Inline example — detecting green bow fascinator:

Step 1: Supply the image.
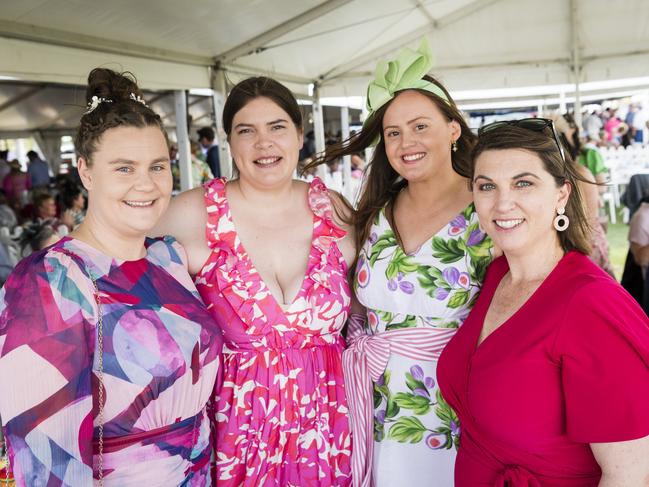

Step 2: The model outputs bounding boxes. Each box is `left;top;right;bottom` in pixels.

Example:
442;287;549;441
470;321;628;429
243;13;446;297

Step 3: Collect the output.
365;39;450;121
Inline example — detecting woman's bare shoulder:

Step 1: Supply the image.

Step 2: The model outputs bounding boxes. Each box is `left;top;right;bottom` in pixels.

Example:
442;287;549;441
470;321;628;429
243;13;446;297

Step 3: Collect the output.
151;186;206;243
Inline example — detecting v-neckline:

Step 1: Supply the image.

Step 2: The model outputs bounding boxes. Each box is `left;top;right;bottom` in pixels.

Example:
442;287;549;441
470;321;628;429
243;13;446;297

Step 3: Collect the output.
222;181;318;312
382;202;475;257
473;253;567;352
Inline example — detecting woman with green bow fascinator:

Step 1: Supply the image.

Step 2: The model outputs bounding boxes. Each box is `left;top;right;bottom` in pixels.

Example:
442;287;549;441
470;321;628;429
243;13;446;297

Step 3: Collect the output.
307;40;495;487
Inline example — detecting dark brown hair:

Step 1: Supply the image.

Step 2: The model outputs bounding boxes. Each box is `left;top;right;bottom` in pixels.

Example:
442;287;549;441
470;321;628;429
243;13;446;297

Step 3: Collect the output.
471;125;592;254
305;75;476;254
74;68;166;164
222;76;302;137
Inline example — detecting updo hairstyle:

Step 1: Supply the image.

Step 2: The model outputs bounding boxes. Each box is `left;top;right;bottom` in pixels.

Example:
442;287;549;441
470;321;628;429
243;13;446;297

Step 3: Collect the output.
74;68;167;164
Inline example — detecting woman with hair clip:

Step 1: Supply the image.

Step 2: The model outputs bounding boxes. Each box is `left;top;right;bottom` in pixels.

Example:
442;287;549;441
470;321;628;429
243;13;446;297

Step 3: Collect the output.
438;119;649;486
307;41;494;486
154;76;355;485
0;68;222;486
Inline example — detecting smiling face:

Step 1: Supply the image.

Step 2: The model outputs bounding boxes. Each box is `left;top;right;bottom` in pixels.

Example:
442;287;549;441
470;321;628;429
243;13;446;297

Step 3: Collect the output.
382;90;460;183
77;125;172;240
472;148;570;257
228;96;303;187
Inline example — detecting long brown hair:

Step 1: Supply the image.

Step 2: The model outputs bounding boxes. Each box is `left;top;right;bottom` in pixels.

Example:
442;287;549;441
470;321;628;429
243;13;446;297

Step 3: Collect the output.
471;125;592;254
305;75;476;253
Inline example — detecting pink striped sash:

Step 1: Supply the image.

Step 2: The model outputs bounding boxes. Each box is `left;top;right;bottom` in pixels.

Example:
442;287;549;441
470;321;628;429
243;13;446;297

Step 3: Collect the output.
343;315;456;487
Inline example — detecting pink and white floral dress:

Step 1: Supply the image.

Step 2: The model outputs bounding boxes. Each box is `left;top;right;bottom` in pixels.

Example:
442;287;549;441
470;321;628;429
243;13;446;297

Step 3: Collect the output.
195;177;352;486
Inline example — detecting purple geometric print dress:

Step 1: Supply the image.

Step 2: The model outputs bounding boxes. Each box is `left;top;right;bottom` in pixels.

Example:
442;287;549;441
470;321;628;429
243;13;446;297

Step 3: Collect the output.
0;236;222;486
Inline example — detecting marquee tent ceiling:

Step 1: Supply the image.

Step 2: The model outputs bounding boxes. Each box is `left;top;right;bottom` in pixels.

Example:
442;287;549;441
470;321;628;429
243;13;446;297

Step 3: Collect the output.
1;0;649;135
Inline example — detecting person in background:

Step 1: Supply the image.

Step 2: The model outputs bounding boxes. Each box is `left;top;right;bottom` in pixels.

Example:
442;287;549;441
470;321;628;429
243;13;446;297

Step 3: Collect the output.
2;160;30;210
604;109;622;144
628;195;649;313
0;191;17;231
31;191;69;237
438;119;649;486
582;110;603;141
307;41;494;487
190;140;211;187
0;150;10;184
18;219;59;255
58;181;87;230
155;75;355;486
197;126;220;178
169;143;181;191
26;150;51;189
0;67;222;486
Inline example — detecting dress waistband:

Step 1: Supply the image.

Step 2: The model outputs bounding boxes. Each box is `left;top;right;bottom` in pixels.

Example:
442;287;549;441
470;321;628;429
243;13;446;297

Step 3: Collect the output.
93;411;203;454
223;335;344;353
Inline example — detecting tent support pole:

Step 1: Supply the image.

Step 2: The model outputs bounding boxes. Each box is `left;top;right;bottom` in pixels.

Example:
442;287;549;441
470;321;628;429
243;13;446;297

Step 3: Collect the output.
312;83;327;180
340;105;352;200
570;0;582;128
174;90;192;191
212;67;232;179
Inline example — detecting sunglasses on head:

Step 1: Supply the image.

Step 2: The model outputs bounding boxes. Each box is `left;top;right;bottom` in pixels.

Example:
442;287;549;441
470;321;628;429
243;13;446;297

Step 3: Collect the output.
477;118;566;163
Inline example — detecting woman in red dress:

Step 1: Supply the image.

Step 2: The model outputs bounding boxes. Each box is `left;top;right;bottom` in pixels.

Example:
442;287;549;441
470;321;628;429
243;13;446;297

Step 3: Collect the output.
437;119;649;486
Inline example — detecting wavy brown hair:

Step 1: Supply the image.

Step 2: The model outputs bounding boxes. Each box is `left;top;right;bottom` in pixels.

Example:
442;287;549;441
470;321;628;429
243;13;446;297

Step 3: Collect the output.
305;75;476;254
471;125;592;254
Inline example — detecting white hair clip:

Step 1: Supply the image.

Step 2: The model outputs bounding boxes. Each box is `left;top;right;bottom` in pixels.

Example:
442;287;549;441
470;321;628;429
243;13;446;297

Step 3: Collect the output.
129;93;149;108
84;95;113;114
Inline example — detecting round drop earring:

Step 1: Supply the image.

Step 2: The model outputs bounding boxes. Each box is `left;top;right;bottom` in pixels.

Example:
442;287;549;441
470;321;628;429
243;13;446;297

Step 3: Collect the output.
553;207;569;231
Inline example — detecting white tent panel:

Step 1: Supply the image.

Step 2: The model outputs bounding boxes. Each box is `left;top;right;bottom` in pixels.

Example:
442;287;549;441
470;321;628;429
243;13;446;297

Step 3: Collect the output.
1;38;211;90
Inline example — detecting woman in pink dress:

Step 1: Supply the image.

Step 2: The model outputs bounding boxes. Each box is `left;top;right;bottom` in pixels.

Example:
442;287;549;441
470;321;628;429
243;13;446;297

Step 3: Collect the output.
437;119;649;486
155;77;355;486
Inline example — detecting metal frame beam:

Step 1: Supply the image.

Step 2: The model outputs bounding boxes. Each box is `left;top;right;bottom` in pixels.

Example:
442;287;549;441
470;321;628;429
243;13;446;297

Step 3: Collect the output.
319;0;502;82
0;85;44;114
0;20;212;66
222;62;313;86
214;0;352;64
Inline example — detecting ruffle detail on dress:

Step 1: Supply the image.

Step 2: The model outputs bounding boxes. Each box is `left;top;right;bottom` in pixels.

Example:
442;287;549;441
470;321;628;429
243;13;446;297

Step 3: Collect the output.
307;177;348;292
202;177;281;337
199;177;350;344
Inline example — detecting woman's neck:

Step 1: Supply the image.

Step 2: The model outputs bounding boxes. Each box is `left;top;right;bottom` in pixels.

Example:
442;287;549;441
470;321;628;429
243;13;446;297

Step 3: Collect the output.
505;240;565;284
231;178;297;211
71;213;146;261
402;172;471;212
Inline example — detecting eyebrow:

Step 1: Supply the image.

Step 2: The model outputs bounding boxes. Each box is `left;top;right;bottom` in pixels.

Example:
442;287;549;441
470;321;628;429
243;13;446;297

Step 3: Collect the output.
233;118;289;130
383;116;431;131
473;171;542;182
108;157;169;165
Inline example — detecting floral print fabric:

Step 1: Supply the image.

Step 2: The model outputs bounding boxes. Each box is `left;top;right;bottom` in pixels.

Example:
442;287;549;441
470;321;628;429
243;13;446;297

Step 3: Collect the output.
196;177;352;486
354;204;493;486
0;236;222;486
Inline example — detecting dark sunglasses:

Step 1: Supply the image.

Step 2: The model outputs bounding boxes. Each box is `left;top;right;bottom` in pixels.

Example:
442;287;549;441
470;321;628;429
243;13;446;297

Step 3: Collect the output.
477;118;566;163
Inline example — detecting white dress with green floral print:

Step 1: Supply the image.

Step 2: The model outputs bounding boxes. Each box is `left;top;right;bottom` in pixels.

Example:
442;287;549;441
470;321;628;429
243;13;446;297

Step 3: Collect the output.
354;203;493;486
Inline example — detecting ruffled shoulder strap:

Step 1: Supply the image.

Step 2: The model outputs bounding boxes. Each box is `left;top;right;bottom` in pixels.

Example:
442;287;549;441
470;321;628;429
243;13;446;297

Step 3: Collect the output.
202;177;234;251
308;177;347;252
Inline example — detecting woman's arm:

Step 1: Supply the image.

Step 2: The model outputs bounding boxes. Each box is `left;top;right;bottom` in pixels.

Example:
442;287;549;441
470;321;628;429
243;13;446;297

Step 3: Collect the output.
630;242;649;267
592;434;649;486
151;187;211;275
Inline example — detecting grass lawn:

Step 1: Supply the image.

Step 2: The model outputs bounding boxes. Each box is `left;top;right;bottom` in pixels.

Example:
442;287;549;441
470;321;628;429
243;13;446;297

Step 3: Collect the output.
606;219;629;281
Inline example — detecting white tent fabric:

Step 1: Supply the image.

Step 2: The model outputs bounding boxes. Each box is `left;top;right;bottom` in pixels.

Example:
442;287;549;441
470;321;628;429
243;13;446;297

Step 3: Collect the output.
1;0;649;185
2;0;649;97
